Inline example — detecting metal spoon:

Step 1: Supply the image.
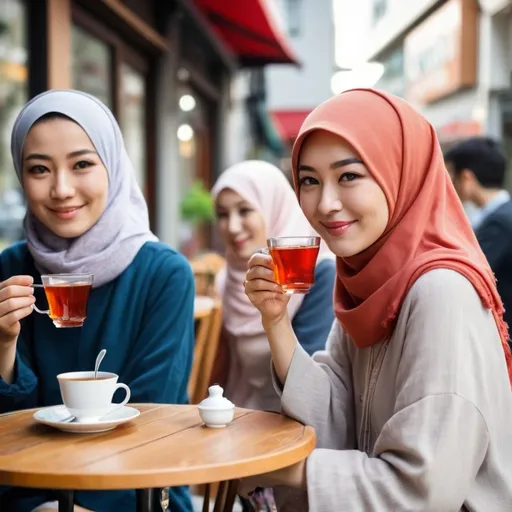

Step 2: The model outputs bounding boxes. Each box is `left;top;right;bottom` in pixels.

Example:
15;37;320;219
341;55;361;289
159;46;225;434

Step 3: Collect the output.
94;349;107;380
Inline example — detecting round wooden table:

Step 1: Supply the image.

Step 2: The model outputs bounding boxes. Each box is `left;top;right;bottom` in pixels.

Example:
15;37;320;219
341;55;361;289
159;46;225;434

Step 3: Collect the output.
0;404;315;512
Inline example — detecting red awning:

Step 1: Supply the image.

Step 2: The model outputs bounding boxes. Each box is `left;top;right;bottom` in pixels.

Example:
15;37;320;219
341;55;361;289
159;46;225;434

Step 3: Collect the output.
193;0;299;66
270;110;311;142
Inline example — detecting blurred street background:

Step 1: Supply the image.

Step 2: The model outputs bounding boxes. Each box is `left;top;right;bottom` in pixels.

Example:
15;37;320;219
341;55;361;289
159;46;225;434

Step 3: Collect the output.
0;0;509;257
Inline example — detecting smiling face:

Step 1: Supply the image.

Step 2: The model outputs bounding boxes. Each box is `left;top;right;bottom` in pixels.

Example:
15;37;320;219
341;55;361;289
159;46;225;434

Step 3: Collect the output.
297;130;389;258
21;116;109;239
215;188;267;262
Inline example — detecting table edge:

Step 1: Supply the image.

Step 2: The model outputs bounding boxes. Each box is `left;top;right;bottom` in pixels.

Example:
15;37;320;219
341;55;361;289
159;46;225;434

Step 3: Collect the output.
0;406;317;490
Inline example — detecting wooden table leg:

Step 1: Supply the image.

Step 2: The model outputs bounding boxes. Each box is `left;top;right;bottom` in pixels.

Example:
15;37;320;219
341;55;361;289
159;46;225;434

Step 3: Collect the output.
202;483;211;512
212;481;227;512
136;488;154;512
58;490;74;512
222;480;239;512
211;480;239;512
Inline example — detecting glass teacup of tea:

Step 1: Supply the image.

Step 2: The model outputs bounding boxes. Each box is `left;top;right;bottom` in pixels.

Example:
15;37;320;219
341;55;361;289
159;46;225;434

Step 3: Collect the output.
266;236;320;294
33;273;94;328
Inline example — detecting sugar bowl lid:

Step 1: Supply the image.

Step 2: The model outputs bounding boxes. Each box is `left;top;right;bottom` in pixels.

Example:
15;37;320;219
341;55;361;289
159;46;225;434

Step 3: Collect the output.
198;385;234;410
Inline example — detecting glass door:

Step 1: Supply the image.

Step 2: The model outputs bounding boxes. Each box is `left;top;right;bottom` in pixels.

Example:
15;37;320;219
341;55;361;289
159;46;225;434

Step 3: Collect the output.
119;63;147;196
70;10;154;223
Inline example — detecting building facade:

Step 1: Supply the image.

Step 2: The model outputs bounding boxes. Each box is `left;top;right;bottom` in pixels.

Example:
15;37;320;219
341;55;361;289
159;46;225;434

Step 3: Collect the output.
0;0;296;252
366;0;479;143
365;0;512;188
264;0;336;167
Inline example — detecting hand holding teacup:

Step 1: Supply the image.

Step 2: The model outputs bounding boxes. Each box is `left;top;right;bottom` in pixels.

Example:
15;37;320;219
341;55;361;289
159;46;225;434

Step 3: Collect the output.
245;251;290;327
245;236;320;327
0;275;35;345
245;236;321;386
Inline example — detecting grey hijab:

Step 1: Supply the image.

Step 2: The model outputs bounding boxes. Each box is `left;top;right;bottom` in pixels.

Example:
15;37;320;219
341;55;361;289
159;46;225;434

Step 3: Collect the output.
11;89;157;288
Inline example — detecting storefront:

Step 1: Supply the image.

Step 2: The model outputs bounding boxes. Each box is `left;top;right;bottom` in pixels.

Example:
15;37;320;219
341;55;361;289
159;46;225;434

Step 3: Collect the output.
402;0;480;147
0;0;28;246
482;1;512;190
0;0;296;251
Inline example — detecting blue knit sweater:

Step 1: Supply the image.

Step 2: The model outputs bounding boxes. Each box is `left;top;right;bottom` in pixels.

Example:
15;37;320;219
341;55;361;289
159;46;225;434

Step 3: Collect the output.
0;241;194;512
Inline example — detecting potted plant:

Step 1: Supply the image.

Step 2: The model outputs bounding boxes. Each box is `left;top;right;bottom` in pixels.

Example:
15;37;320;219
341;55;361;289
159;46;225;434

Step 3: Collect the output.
179;180;215;258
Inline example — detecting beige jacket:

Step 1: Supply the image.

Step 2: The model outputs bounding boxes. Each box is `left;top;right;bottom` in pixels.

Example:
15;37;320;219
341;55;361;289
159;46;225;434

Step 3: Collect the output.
274;269;512;511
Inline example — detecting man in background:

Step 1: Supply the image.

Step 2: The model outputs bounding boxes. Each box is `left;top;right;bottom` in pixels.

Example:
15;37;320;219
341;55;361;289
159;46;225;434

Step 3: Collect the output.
445;136;512;334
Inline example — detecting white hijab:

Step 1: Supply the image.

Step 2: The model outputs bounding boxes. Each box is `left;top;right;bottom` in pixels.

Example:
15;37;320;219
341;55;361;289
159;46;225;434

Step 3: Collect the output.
212;160;333;337
10;89;157;288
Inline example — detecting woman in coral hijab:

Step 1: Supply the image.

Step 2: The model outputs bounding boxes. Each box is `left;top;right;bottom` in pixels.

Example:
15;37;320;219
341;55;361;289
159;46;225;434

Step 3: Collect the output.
241;89;512;510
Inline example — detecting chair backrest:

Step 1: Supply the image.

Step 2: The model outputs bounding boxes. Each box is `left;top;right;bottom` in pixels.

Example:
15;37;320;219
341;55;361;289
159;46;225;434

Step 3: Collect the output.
189;299;223;404
190;252;225;297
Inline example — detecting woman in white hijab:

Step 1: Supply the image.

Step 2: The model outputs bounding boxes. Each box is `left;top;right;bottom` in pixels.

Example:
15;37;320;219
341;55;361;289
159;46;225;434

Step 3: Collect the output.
212;161;336;413
0;90;194;512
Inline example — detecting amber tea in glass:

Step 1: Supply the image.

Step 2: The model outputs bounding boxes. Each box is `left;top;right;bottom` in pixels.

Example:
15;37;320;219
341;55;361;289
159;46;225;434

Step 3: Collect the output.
34;273;94;328
267;236;320;294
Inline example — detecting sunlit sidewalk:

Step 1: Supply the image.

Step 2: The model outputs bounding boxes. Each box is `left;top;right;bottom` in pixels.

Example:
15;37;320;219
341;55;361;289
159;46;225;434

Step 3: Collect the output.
192;494;243;511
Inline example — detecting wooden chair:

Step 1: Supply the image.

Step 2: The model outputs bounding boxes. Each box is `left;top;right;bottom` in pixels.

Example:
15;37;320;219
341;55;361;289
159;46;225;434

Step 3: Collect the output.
189;298;223;405
190;253;226;297
190;302;242;511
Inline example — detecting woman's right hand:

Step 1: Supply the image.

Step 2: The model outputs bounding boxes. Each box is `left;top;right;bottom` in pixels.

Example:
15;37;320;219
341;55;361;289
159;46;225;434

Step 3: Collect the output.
244;252;290;326
0;275;35;345
245;252;298;385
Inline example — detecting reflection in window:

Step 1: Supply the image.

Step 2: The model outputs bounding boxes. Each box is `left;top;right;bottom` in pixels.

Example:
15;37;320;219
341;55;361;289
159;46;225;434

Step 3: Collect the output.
176;84;203;252
119;64;147;194
286;0;301;37
375;45;405;98
372;0;387;24
0;0;27;247
71;25;113;109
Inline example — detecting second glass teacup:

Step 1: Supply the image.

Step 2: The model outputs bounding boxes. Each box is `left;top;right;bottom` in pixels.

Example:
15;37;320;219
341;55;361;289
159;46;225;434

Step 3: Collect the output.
266;236;320;294
34;273;94;328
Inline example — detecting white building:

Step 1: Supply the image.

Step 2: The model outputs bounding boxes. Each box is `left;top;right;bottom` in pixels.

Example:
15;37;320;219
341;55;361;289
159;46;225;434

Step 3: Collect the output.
478;0;512;187
265;0;336;150
361;0;512;188
361;0;479;143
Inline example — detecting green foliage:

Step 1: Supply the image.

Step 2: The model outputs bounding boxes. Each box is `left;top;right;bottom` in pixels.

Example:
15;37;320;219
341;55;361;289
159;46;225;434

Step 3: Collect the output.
179;180;215;225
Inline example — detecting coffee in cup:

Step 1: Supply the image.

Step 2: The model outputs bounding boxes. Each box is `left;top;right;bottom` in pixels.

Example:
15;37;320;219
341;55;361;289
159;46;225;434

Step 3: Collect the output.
57;371;130;423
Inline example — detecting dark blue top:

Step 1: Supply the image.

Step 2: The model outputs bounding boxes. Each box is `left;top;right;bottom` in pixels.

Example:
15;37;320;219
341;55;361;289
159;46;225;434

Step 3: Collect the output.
475;199;512;335
0;241;194;512
292;259;336;354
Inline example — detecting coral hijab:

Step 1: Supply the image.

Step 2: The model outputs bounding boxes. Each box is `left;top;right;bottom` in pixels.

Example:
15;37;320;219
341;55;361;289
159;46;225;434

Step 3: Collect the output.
292;89;512;382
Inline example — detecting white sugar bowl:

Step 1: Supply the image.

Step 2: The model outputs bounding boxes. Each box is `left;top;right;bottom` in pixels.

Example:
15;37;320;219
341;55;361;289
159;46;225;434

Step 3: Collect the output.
198;385;235;428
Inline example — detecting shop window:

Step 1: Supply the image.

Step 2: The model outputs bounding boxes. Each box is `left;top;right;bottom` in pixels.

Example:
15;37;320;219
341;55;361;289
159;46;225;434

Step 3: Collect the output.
71;13;152;211
119;63;147;194
71;24;113;109
372;0;387;24
176;82;214;255
0;0;28;247
286;0;301;37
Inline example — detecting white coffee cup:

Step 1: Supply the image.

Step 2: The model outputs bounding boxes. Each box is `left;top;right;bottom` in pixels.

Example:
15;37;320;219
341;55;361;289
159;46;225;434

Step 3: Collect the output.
57;371;131;424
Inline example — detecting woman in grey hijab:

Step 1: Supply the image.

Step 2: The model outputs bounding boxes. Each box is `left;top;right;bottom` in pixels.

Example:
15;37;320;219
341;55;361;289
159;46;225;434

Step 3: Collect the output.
0;90;194;512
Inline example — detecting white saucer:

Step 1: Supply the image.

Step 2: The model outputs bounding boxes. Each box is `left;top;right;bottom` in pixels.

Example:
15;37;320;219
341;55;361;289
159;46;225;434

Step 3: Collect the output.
33;405;140;433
